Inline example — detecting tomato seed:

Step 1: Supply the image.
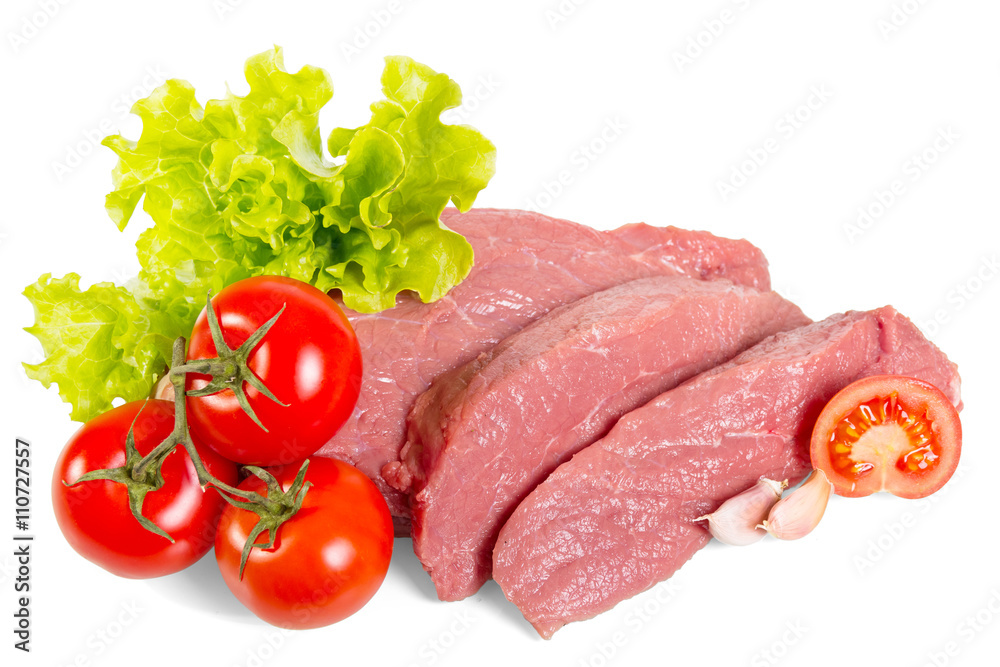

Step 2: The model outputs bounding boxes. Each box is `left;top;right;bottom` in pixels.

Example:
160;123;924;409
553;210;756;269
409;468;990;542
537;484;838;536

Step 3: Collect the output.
828;395;942;480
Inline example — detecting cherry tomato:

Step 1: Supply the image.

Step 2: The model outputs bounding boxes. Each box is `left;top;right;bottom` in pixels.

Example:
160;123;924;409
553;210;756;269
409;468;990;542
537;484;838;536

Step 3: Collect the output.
186;276;362;466
215;458;393;629
52;400;238;579
810;375;962;499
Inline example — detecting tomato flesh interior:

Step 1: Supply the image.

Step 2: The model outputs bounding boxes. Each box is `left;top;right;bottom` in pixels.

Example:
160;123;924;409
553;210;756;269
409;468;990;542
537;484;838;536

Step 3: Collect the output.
827;393;942;482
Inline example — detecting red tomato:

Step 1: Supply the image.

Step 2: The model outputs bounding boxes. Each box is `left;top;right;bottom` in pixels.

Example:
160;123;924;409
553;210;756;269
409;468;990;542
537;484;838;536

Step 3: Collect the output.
52;400;238;579
810;375;962;499
186;276;362;466
215;458;393;629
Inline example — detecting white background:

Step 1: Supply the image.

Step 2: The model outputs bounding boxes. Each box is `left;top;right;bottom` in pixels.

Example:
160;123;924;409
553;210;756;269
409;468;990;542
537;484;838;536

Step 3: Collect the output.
2;1;999;666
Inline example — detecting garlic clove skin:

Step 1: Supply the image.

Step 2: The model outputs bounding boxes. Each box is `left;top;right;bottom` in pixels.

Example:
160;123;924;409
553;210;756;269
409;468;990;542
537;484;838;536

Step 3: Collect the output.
760;469;833;540
696;477;787;546
152;372;174;402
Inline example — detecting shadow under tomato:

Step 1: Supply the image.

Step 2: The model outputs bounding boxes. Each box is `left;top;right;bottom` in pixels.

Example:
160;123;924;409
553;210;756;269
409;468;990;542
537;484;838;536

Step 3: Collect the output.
145;548;257;622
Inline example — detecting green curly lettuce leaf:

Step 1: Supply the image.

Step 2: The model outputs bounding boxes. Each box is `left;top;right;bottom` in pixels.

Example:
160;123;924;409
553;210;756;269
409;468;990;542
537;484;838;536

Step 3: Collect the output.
23;274;182;420
24;48;496;421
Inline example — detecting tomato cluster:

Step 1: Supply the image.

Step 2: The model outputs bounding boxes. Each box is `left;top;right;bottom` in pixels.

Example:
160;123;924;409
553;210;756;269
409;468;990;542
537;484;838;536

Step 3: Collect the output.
52;277;392;629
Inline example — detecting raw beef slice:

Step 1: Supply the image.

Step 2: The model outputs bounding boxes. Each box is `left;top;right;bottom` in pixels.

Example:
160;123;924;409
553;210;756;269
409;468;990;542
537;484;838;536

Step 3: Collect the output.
493;306;961;638
317;208;771;520
387;276;809;600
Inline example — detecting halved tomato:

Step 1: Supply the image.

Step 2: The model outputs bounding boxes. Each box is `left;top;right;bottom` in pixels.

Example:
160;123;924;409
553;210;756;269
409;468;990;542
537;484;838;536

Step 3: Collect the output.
810;375;962;499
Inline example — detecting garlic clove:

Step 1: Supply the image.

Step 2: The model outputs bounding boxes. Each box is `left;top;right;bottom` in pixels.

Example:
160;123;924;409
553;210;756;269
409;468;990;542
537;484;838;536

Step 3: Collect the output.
696;477;787;546
759;469;833;540
152;372;174;402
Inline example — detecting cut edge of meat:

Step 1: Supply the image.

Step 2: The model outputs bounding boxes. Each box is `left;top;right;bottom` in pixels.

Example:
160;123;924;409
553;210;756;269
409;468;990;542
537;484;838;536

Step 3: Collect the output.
396;277;809;601
319;208;774;521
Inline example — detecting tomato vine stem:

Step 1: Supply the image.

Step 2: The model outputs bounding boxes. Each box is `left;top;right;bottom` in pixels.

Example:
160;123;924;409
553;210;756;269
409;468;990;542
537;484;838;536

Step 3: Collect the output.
171;292;288;432
76;295;311;564
130;337;285;513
